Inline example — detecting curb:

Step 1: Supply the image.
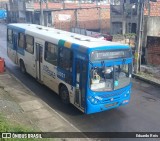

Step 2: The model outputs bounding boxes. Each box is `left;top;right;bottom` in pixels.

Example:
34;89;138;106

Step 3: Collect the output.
132;74;160;87
5;68;80;131
3;67;91;140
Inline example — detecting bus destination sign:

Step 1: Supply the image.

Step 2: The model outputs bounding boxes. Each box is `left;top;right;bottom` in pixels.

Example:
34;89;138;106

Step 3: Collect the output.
90;50;131;61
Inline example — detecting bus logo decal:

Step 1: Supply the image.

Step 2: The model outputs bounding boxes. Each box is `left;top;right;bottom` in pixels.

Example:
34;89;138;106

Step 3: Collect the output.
43;65;56;79
57;71;65;79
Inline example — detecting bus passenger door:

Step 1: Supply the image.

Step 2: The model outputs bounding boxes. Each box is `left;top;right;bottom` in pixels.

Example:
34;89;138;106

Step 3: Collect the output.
75;59;87;110
10;32;18;64
35;43;43;82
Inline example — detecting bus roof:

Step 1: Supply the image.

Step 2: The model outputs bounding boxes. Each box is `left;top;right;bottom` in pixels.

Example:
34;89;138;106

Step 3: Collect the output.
8;23;130;52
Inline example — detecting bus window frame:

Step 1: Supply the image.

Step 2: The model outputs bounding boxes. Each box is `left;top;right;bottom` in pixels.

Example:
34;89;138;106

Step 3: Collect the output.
25;34;34;54
44;41;58;66
58;47;73;73
89;62;132;92
18;32;25;49
7;28;13;44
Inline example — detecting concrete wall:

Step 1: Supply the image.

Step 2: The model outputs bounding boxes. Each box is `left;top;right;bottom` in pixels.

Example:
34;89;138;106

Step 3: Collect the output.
147;17;160;36
110;3;138;35
8;1;110;33
77;8;99;30
52;7;110;32
143;16;160;47
52;10;76;31
143;17;160;66
100;8;110;33
146;36;160;66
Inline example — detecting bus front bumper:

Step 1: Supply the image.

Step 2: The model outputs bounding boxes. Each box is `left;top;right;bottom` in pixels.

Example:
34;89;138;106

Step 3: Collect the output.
86;95;130;114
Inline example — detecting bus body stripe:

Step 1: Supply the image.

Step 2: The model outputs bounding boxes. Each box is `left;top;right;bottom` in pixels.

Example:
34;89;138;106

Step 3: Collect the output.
58;39;65;47
64;41;72;48
17;47;25;55
71;43;79;50
87;45;130;54
71;43;87;53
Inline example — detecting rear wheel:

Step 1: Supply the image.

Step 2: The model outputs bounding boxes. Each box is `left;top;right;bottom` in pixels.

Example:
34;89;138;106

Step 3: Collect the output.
60;85;70;104
20;60;26;74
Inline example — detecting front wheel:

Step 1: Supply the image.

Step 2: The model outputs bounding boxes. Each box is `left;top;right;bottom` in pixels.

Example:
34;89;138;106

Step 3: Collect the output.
60;85;70;104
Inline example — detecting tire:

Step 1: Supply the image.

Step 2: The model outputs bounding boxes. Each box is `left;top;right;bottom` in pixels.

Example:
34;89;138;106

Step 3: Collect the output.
60;85;70;104
20;60;26;74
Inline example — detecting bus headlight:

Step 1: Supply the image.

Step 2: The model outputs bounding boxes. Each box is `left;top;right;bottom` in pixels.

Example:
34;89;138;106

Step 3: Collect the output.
88;96;99;105
122;100;129;104
124;91;130;97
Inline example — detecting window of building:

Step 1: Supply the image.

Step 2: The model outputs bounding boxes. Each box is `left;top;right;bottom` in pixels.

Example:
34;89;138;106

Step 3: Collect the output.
18;33;25;48
59;47;73;72
45;42;58;66
7;29;13;44
25;35;34;54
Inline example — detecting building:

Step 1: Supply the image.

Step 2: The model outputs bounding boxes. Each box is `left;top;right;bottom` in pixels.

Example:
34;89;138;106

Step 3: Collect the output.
143;1;160;65
8;0;26;22
8;0;110;33
110;0;138;35
110;0;160;66
0;0;8;9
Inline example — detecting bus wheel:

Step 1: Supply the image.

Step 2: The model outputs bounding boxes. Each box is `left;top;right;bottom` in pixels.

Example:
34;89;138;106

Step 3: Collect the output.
20;60;26;74
60;85;70;104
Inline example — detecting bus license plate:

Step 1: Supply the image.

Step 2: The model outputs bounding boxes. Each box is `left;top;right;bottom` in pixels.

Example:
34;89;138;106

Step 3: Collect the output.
105;102;118;108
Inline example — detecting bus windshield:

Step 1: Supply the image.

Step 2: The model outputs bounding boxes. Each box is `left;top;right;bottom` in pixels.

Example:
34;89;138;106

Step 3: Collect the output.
90;63;132;92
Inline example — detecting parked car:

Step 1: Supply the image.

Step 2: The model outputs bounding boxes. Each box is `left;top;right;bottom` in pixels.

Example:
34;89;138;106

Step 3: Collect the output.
90;33;113;41
102;34;113;41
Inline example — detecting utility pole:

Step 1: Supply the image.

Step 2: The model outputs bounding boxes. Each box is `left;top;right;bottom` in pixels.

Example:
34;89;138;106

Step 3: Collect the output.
62;0;65;9
78;0;81;8
122;1;126;35
45;0;48;26
40;0;44;25
134;0;144;73
134;0;157;73
46;0;48;9
96;0;98;6
6;3;8;23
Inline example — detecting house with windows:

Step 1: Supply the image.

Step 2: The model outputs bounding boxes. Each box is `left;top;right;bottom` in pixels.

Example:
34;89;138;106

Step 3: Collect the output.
110;0;138;35
0;0;8;9
8;0;27;22
110;0;160;65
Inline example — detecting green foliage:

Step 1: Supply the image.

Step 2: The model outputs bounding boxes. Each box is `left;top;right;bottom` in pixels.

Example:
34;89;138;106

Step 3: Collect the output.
124;33;136;39
113;33;136;39
0;115;33;132
0;114;50;141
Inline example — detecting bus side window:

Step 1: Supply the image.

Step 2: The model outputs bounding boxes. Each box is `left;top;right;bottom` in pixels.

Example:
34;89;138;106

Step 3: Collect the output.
7;29;13;44
45;42;58;66
59;47;73;72
82;63;87;83
18;33;25;48
25;35;34;54
76;61;80;83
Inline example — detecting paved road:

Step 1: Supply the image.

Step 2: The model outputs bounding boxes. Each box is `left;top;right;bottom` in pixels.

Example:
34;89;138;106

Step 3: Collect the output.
0;23;160;141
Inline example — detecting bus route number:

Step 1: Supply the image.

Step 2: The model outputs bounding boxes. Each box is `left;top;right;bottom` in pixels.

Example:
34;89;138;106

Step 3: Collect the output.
57;71;65;79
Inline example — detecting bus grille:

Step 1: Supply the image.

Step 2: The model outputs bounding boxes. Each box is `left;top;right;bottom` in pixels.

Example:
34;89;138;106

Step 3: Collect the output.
100;89;125;99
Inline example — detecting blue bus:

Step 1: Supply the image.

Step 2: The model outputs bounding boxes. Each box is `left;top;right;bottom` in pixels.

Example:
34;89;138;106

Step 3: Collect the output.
7;23;133;114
